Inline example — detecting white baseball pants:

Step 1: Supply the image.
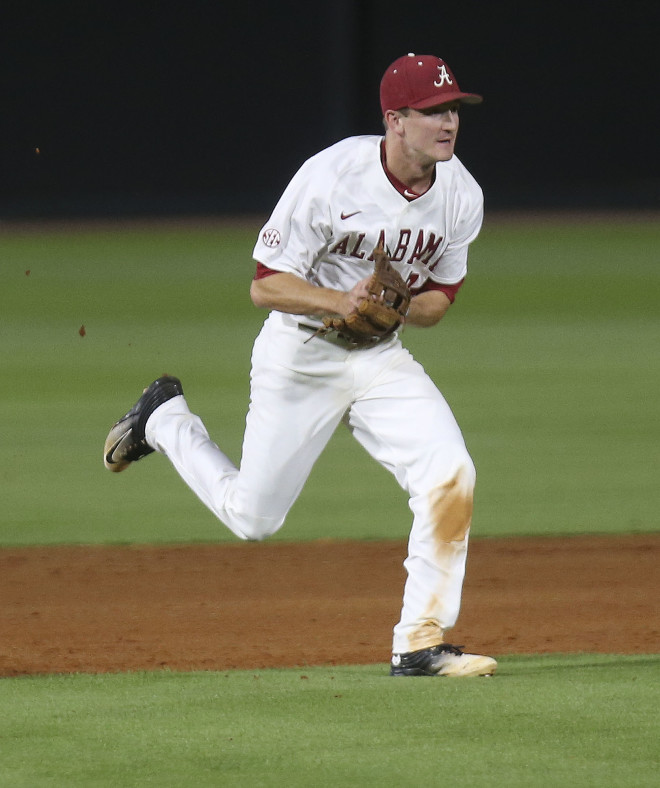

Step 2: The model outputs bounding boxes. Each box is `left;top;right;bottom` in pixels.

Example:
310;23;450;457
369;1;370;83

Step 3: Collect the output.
146;311;476;654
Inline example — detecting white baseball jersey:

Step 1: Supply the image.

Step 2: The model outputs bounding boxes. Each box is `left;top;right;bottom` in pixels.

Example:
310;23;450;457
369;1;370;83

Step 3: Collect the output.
253;134;483;325
145;133;484;656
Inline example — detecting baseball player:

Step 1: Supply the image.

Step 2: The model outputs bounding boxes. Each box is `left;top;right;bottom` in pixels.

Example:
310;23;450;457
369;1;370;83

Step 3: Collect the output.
104;53;497;677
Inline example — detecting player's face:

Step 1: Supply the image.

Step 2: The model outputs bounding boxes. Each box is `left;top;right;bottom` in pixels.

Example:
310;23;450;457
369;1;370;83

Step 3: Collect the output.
399;101;460;164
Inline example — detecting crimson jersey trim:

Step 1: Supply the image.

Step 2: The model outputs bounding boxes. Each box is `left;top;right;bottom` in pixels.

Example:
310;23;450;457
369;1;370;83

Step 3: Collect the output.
379;139;436;201
254;261;281;280
412;277;464;303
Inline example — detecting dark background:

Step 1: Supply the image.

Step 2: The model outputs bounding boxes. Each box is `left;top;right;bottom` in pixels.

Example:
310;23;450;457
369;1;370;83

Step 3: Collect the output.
2;0;658;219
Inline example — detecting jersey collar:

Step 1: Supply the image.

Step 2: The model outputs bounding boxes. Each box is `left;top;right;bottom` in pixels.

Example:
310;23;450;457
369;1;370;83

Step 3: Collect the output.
380;139;435;201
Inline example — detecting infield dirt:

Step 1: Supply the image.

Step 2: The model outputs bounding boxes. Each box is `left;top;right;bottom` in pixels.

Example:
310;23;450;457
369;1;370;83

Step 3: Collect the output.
1;534;657;676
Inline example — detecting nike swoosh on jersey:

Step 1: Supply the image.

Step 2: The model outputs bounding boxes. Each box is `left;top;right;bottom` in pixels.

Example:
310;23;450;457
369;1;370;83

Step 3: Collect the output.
340;210;362;219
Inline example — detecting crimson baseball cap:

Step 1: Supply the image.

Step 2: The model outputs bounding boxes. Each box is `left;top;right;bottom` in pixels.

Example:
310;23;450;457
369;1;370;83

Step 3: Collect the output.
380;53;482;113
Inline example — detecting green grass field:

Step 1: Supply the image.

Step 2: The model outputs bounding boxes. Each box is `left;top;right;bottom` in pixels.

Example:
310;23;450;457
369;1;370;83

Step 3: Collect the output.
1;214;658;786
1;657;658;787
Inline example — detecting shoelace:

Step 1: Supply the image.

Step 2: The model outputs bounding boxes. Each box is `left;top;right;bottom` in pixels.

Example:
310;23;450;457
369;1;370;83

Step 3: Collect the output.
436;643;465;656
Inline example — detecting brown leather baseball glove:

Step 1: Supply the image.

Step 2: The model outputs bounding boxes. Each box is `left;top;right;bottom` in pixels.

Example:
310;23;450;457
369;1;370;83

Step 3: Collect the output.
320;243;411;347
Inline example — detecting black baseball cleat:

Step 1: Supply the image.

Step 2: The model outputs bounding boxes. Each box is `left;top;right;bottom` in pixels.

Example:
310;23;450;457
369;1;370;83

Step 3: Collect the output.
103;376;184;472
390;643;497;677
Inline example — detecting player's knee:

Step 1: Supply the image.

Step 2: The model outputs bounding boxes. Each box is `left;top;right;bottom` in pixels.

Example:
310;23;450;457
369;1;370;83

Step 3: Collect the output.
234;516;283;542
429;456;475;543
429;451;475;494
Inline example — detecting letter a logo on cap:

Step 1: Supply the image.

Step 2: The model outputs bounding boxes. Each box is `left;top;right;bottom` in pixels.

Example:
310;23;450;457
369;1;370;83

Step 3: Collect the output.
434;64;453;88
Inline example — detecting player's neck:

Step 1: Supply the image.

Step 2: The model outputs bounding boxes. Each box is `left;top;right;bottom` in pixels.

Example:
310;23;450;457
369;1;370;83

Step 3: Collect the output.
383;136;436;196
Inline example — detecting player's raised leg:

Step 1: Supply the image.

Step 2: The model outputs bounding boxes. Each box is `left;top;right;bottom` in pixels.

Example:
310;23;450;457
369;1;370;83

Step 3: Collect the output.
104;317;356;542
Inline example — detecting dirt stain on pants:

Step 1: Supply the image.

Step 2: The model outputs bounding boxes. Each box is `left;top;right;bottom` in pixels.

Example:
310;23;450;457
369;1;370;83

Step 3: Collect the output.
404;465;475;652
430;465;474;547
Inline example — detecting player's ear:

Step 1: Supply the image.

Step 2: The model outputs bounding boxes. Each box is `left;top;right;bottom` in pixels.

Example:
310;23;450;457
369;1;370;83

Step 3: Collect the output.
384;109;406;135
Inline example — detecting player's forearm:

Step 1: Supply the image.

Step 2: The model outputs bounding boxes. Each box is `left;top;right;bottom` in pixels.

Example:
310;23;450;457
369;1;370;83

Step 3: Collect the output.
405;290;451;327
250;272;349;318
